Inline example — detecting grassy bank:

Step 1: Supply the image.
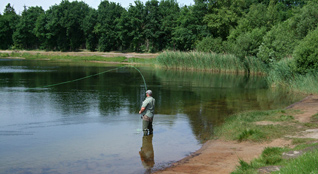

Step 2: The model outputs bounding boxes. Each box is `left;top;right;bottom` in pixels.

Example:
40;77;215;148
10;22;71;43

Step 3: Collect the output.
0;52;128;62
213;108;318;174
233;145;318;174
214;109;305;142
0;51;158;64
156;51;267;74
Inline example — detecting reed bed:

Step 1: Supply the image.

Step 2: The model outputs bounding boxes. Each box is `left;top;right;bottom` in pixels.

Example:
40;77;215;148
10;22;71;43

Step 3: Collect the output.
156;51;267;74
267;58;318;94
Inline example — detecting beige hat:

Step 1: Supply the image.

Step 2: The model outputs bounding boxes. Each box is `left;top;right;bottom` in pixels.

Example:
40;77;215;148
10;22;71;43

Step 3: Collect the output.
146;90;152;95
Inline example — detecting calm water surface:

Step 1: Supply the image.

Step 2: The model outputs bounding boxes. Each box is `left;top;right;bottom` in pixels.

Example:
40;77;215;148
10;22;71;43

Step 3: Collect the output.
0;59;303;174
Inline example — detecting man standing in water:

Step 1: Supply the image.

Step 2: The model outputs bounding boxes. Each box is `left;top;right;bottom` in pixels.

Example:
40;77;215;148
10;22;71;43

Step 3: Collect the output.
139;90;155;136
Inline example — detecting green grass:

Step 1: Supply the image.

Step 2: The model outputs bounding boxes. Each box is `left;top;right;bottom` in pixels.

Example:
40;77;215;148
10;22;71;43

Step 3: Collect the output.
237;129;265;142
267;58;318;94
272;149;318;174
128;58;155;64
232;144;318;174
0;52;127;62
156;51;268;74
232;147;288;174
291;138;317;145
214;110;301;142
312;113;318;122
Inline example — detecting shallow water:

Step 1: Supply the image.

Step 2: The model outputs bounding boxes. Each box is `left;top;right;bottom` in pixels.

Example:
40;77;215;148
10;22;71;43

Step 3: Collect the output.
0;59;303;174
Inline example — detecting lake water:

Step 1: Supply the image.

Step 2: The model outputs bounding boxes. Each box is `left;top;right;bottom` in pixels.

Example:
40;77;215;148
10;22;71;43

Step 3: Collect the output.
0;59;303;174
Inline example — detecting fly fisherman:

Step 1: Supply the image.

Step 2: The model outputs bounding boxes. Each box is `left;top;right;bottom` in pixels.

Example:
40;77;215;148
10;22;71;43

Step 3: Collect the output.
139;90;155;136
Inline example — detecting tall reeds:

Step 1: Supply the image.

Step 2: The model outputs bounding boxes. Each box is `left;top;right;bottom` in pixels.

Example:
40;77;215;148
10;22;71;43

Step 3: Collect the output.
267;58;318;94
156;51;268;74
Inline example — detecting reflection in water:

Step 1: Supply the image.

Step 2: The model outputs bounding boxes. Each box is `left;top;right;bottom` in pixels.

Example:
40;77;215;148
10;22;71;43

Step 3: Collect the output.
139;135;155;174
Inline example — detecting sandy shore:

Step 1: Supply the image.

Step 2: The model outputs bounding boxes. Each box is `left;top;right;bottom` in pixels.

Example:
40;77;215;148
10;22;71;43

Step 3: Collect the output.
155;95;318;174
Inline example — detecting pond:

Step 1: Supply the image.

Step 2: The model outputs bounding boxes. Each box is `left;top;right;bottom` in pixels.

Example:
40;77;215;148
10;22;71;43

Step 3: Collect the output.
0;59;303;174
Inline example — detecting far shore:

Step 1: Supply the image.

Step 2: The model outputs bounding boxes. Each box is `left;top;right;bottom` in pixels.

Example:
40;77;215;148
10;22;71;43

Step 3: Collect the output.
0;50;159;59
154;95;318;174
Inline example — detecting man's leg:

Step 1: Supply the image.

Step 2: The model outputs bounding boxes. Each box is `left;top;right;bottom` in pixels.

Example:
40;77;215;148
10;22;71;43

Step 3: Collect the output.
148;121;153;135
143;120;149;136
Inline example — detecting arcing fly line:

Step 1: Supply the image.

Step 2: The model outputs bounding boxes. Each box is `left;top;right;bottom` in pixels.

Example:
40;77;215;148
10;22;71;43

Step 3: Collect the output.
25;65;148;91
127;65;148;91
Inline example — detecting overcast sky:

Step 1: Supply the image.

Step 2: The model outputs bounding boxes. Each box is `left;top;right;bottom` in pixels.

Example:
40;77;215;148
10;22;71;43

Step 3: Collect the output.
0;0;194;14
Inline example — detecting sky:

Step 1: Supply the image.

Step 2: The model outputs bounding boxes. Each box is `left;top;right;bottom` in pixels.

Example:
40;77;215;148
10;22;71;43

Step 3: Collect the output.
0;0;194;14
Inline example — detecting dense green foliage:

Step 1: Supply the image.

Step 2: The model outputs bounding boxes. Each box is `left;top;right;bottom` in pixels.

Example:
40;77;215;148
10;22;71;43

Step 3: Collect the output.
0;0;317;76
0;4;20;49
293;28;318;73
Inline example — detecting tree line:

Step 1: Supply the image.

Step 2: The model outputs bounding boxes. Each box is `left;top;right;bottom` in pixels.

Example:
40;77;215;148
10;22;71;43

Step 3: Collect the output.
0;0;318;72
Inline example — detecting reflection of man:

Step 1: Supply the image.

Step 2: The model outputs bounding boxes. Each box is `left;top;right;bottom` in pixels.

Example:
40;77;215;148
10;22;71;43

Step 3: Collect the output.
139;134;155;172
139;90;155;136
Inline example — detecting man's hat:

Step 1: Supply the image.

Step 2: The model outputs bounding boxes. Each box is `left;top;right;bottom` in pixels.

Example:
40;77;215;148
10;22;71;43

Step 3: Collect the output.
146;90;152;95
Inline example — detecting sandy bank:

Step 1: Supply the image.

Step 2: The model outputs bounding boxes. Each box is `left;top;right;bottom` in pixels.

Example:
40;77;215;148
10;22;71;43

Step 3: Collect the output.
155;95;318;174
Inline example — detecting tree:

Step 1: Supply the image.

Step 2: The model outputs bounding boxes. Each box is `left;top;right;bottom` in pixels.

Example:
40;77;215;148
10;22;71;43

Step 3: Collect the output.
257;0;318;63
172;0;209;51
123;1;147;52
0;3;20;49
13;6;44;49
95;0;125;52
204;0;244;40
257;21;298;63
293;27;318;73
116;9;133;51
83;8;98;51
34;0;90;51
158;0;180;50
144;0;162;52
228;3;268;40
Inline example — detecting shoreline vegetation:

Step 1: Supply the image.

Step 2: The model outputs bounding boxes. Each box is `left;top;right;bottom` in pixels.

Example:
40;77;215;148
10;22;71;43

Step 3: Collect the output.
156;51;267;75
1;50;318;173
156;51;318;95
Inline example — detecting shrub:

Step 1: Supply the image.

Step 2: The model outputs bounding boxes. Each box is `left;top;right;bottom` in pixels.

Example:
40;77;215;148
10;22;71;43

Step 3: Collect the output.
195;37;224;53
293;28;318;73
234;27;267;59
257;21;297;63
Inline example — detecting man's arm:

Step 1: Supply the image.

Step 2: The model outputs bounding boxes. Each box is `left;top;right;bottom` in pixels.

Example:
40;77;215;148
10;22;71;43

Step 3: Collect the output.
139;107;145;114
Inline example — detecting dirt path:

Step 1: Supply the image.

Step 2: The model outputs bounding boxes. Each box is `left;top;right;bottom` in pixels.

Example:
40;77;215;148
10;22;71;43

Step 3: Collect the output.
155;95;318;174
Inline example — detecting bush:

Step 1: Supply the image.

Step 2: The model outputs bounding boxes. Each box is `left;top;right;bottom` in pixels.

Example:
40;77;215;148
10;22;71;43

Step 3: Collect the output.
293;28;318;73
234;27;267;59
257;1;318;64
289;0;318;40
195;37;224;53
257;21;297;63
